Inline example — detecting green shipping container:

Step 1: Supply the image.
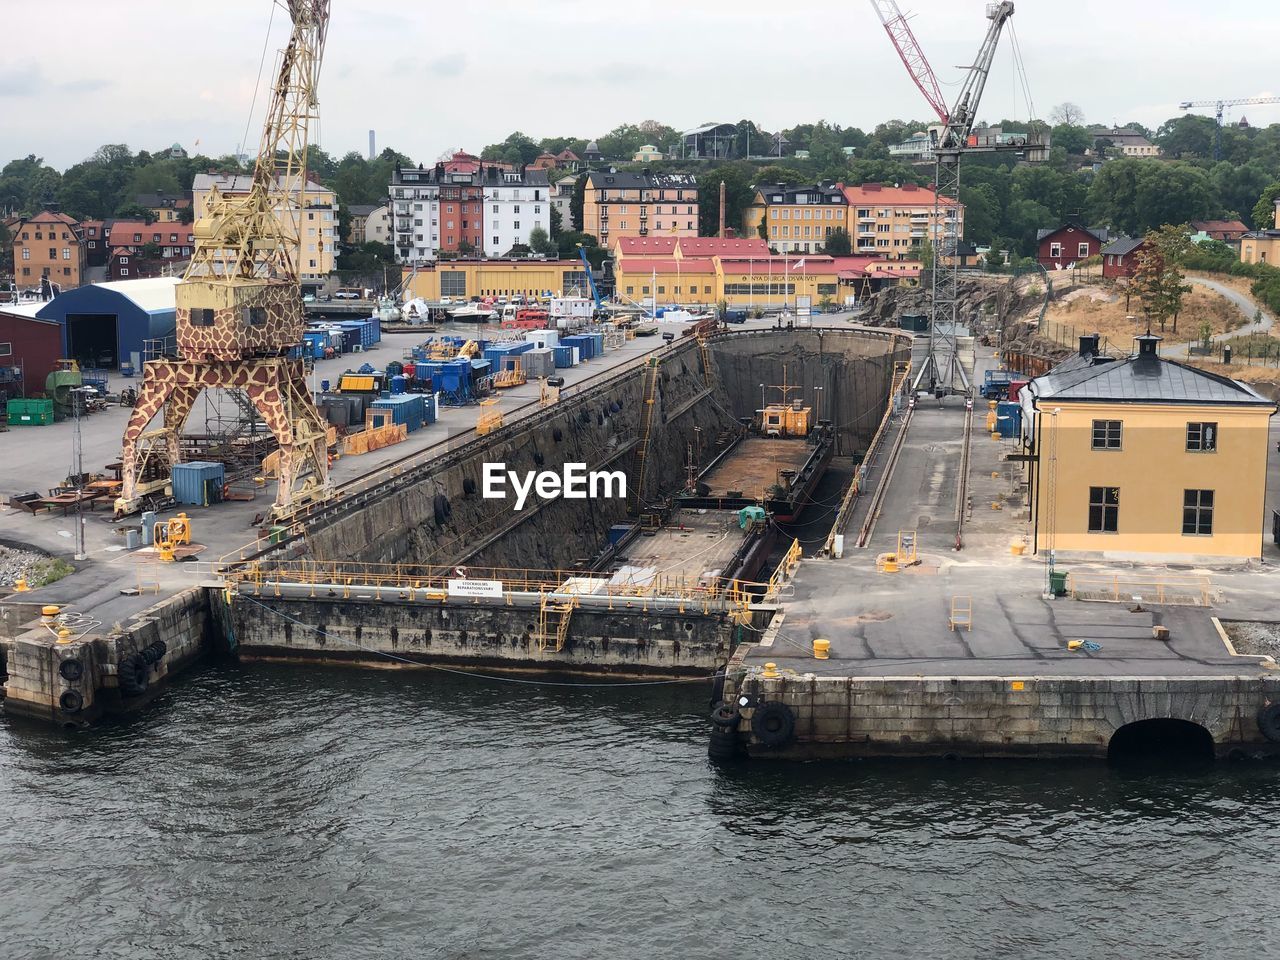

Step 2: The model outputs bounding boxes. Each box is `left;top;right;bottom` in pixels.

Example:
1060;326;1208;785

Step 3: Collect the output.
6;398;54;426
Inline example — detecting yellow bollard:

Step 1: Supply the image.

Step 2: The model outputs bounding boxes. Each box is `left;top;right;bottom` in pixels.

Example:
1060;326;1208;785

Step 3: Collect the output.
56;628;73;644
14;579;29;592
813;639;830;660
761;662;780;679
1010;542;1026;556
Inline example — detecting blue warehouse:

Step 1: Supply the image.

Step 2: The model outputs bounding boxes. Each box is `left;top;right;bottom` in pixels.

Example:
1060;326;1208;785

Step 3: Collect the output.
36;277;179;373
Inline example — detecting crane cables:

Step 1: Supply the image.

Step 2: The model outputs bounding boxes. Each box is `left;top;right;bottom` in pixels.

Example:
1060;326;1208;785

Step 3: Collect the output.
238;1;280;166
1007;22;1038;125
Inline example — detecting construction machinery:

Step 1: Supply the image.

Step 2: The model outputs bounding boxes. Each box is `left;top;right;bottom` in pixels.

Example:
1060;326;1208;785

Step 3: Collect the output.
116;1;332;520
1179;96;1280;161
871;0;1047;396
577;244;604;312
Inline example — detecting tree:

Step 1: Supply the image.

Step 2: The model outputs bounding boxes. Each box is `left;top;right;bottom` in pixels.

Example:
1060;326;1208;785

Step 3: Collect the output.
1051;124;1092;156
549;205;563;239
115;202;154;221
696;163;757;238
481;131;541;168
570;174;586;232
457;239;476;256
1154;115;1217;159
1252;182;1280;230
528;225;556;256
1133;223;1193;332
757;213;768;241
556;230;598;261
823;226;852;255
1049;103;1086;127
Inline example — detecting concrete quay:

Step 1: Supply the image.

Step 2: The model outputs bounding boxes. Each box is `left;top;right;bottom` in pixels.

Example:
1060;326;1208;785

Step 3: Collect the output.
712;365;1280;762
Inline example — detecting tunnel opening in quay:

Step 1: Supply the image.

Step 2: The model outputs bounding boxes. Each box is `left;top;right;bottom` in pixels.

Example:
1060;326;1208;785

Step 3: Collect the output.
1107;719;1216;765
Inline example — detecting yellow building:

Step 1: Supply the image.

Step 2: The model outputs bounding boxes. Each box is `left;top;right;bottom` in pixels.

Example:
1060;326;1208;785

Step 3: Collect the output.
613;253;840;310
842;182;963;260
402;259;591;300
1023;334;1275;560
191;173;337;283
582;171;698;248
1240;227;1280;266
743;182;848;254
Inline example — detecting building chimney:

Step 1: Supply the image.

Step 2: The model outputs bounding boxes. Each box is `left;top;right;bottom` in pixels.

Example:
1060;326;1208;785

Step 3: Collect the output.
1079;332;1100;358
369;129;376;161
1134;331;1161;371
718;180;727;238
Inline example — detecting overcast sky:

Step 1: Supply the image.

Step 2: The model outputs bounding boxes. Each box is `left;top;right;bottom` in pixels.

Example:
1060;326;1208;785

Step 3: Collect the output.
3;0;1277;170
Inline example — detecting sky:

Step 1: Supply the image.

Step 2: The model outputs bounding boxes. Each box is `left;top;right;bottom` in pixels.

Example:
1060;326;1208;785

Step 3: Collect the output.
3;0;1278;170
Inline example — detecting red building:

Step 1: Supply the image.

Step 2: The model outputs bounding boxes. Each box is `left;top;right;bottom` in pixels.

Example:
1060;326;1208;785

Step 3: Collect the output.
436;179;484;254
107;221;196;261
81;220;109;268
1191;219;1249;244
1101;237;1145;280
0;308;63;400
1036;222;1109;270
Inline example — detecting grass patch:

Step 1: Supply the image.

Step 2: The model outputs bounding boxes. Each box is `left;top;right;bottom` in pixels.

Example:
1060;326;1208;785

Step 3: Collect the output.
29;558;75;587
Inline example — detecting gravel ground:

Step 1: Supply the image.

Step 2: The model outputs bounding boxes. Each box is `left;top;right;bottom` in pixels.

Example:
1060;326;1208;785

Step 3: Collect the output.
0;545;52;587
1223;621;1280;658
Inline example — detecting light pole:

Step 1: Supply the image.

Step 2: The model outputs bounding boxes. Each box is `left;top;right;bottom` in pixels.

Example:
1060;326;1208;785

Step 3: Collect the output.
813;385;824;424
71;386;87;561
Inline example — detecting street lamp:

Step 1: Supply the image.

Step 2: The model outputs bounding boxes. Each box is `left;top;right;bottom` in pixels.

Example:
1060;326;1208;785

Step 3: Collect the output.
813;385;824;423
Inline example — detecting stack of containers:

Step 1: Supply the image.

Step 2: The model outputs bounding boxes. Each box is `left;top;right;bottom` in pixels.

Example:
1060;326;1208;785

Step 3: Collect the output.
302;331;328;358
561;335;594;360
481;340;534;368
370;394;426;433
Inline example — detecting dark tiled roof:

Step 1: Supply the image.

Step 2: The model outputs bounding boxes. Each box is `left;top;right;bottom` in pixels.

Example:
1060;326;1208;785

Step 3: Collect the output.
1036;222;1109;243
1030;351;1272;406
1101;237;1144;256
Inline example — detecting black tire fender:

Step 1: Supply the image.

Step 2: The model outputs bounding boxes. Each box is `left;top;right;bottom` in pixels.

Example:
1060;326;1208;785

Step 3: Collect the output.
1257;701;1280;743
59;659;84;682
708;667;727;708
59;690;84;713
751;700;797;748
117;654;149;698
708;728;738;762
710;701;740;729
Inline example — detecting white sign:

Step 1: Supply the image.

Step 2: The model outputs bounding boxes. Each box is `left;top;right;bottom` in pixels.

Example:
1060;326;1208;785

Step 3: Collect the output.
447;579;503;599
796;295;812;317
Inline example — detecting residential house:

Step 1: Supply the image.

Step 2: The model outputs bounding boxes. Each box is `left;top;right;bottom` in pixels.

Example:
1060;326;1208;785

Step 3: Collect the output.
1190;220;1249;245
550;174;578;233
191;173;337;282
743;181;848;254
1037;221;1109;270
362;204;392;246
528;152;559;172
481;166;550;257
1101;237;1145;280
842;182;963;261
889;130;938;160
555;149;581;173
80;220;109;268
134;192;191;222
581;171;699;248
1090;127;1160;157
346;204;381;245
11;211;87;290
108;246;160;281
107;221;196;262
633;144;663;163
1021;332;1275;559
1240;230;1280;266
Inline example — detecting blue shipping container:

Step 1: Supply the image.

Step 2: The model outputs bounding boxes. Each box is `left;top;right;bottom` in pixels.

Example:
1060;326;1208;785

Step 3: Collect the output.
995;401;1022;438
553;345;575;368
371;394;425;433
171;461;225;506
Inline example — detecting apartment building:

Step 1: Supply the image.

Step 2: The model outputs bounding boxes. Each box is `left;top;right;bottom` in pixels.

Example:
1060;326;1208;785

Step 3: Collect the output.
10;211;87;290
480;166;551;257
390;165;441;262
107;221;196;261
742;181;848;254
842;182;963;260
581;171;699;248
191;173;336;282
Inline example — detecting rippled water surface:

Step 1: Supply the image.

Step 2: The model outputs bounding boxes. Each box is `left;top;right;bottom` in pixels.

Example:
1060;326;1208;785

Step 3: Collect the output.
2;663;1277;959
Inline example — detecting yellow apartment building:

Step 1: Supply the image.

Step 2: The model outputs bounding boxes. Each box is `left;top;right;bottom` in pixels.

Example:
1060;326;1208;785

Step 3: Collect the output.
191;173;337;283
1023;334;1275;560
742;182;848;254
401;259;591;300
582;171;699;247
1240;200;1280;265
11;211;86;290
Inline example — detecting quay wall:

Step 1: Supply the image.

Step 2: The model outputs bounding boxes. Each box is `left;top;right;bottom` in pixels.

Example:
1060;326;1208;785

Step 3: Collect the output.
229;590;747;677
721;665;1280;760
3;587;211;726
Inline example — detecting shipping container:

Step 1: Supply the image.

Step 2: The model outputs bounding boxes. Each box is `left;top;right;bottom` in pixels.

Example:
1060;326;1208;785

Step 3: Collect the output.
6;397;54;426
171;461;225;506
371;394;426;433
995;401;1022;438
553;345;575;368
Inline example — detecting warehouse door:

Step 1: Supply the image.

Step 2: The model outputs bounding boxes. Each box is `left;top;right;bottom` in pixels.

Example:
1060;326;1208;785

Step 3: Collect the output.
66;314;118;369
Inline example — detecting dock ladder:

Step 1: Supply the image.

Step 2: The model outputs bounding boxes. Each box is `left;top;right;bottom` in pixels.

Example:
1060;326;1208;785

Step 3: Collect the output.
631;357;662;513
536;592;577;653
697;335;714;387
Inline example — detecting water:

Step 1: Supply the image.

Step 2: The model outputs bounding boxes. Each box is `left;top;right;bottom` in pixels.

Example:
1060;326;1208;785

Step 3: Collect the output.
3;662;1278;960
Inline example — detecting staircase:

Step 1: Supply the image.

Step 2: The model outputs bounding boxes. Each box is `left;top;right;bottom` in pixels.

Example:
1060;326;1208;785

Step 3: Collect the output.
536;593;577;653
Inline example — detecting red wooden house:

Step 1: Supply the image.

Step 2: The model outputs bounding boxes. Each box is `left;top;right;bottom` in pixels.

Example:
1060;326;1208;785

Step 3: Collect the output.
1101;237;1145;280
1036;222;1109;270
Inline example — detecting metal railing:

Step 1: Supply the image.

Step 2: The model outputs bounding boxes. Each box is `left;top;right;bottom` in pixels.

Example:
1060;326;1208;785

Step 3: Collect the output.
1067;573;1214;607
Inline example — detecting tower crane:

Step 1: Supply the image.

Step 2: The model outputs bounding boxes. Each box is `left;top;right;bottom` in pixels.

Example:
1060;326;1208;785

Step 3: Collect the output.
870;1;1047;396
116;1;333;520
1179;96;1280;161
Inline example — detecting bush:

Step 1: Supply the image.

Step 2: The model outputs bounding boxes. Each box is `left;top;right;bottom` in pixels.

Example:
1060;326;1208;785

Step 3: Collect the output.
30;557;74;587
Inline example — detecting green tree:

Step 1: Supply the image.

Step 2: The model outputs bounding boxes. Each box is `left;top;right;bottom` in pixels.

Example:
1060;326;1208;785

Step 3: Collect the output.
960;182;1000;245
457;239;476;256
1050;124;1092;155
1154;115;1218;159
549;205;563;238
528;225;556;256
696;163;757;238
1252;182;1280;230
1133;223;1193;333
823;226;852;255
481;131;541;168
570;174;586;232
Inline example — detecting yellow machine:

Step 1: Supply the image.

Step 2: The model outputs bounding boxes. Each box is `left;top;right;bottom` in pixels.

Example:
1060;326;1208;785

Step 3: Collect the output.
493;358;526;389
153;513;193;562
116;1;332;522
